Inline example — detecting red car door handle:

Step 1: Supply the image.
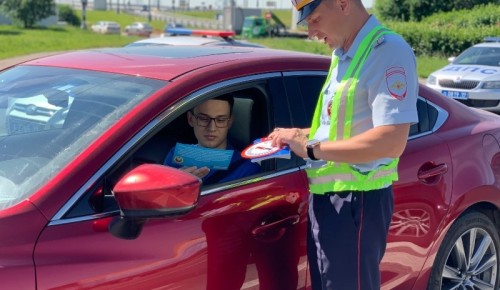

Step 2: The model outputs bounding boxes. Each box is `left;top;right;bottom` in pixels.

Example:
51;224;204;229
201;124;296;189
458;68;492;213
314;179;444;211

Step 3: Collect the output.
418;163;448;180
252;215;300;242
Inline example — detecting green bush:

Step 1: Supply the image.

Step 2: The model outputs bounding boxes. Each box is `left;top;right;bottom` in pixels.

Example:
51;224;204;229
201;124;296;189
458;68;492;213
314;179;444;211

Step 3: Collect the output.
383;3;500;57
420;3;500;27
375;0;495;22
58;4;81;27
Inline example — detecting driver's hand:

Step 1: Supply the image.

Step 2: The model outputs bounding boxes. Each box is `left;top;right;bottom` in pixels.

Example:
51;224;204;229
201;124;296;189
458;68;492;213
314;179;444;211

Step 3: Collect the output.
181;166;210;179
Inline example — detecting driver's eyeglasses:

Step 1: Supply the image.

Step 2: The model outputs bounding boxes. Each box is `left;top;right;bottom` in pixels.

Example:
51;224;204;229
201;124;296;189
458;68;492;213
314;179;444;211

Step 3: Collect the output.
192;113;231;128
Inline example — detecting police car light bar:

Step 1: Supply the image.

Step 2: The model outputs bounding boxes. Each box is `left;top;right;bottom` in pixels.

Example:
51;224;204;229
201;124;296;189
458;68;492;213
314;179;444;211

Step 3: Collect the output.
165;28;193;36
484;36;500;43
166;28;235;39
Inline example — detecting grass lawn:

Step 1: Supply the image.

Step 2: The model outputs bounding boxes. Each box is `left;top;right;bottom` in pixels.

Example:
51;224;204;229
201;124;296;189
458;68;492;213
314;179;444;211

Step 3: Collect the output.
85;10;167;32
0;9;446;78
417;56;450;78
0;25;141;59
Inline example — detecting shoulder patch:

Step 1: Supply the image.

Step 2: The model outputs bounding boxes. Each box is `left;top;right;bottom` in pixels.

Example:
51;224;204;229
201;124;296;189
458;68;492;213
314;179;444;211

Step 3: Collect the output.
385;66;407;100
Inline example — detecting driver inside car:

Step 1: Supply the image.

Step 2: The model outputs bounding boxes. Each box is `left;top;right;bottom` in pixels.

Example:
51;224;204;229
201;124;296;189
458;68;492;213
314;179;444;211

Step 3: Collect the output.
163;94;261;185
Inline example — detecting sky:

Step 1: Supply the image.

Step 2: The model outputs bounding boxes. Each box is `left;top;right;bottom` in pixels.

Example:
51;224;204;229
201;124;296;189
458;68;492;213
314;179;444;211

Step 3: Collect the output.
363;0;374;8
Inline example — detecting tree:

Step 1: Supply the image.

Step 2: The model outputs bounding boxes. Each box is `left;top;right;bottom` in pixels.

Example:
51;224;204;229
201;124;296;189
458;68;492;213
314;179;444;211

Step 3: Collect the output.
1;0;56;28
58;4;81;27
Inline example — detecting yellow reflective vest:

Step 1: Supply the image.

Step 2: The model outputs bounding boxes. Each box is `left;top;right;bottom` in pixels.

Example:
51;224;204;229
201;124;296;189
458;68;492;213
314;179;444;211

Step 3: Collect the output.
306;26;399;194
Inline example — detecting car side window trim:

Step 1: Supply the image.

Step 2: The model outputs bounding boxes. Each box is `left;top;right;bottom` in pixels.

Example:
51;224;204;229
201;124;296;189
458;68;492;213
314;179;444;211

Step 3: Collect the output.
282;71;328;77
200;167;303;196
428;98;449;132
408;96;449;141
49;119;160;225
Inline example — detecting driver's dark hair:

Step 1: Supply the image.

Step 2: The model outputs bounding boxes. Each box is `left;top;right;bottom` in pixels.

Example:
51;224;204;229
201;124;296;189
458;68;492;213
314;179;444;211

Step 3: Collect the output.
213;93;235;115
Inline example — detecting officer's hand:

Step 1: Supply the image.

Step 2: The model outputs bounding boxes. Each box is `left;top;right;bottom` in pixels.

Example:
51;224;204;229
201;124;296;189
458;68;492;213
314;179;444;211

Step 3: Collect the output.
268;127;308;158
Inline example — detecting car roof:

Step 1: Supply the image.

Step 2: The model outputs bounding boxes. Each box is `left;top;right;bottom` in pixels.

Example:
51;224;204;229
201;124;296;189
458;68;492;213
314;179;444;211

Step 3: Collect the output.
131;36;224;46
22;46;329;81
128;36;265;48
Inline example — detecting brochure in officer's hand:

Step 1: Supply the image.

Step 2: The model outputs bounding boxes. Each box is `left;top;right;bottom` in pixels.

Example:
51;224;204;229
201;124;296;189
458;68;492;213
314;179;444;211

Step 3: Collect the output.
241;138;291;163
172;143;233;170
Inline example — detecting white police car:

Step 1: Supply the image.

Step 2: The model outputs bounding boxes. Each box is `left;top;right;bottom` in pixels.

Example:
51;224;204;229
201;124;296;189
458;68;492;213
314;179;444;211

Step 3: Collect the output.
426;37;500;112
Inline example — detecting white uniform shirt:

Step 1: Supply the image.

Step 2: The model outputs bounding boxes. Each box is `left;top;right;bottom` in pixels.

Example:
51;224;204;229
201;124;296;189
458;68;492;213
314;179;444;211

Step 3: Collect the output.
312;16;419;172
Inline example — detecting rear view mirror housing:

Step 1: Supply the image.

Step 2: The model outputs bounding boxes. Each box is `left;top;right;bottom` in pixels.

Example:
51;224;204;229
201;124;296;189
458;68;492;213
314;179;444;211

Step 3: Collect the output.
110;164;201;239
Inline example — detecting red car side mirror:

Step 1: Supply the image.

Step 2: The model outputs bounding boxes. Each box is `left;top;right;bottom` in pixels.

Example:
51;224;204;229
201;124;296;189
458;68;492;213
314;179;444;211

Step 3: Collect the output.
110;164;201;239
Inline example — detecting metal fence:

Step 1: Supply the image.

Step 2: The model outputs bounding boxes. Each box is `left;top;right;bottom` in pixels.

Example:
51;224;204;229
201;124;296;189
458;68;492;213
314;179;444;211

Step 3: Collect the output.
55;0;224;30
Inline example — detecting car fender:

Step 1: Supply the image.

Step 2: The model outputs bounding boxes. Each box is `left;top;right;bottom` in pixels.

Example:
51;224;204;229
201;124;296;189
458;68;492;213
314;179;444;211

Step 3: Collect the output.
410;183;500;289
0;200;48;289
410;133;500;289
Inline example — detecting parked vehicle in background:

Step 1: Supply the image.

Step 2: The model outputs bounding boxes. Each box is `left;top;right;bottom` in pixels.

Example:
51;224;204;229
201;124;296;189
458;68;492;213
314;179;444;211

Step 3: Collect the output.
241;14;282;38
128;28;265;48
241;12;306;39
426;37;500;112
0;45;499;289
124;22;153;37
91;21;121;34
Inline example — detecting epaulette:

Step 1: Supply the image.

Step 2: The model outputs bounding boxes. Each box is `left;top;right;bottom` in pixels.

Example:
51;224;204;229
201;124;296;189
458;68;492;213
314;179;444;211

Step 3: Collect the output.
374;36;385;48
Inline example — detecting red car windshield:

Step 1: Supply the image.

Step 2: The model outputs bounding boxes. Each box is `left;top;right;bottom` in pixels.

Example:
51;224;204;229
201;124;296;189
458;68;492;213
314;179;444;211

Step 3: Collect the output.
0;66;166;210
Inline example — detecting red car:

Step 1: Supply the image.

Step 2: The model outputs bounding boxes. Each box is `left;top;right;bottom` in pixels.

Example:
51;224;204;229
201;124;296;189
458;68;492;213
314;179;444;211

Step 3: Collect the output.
0;45;499;290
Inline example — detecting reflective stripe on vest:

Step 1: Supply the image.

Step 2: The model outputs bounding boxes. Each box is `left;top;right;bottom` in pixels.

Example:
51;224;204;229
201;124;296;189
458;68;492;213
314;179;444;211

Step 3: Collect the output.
306;26;398;194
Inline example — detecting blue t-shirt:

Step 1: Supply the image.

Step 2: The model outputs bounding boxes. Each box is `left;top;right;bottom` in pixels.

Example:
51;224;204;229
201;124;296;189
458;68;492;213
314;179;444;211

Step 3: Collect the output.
164;144;261;186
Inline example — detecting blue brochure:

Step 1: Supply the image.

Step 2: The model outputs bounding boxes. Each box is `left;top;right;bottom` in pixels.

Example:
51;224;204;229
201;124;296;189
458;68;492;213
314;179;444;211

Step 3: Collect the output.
171;143;233;170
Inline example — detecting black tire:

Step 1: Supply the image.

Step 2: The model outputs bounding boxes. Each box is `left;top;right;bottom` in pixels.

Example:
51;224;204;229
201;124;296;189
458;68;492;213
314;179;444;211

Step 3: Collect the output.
427;211;500;290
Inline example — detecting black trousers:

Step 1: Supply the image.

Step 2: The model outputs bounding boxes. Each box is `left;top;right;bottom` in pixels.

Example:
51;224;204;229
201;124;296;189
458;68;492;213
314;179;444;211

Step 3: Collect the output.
307;187;394;290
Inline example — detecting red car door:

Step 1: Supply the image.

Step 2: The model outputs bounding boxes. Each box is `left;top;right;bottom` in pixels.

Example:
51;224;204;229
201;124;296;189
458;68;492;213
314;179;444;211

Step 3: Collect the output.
381;99;453;289
33;79;311;289
33;174;309;290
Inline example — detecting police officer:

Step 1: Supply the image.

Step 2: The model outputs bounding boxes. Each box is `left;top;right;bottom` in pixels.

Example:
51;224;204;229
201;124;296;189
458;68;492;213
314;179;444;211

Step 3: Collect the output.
269;0;418;289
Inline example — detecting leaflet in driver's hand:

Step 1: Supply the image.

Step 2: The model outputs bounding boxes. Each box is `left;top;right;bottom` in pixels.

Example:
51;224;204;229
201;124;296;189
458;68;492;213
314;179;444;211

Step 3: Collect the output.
171;143;233;170
241;138;291;163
